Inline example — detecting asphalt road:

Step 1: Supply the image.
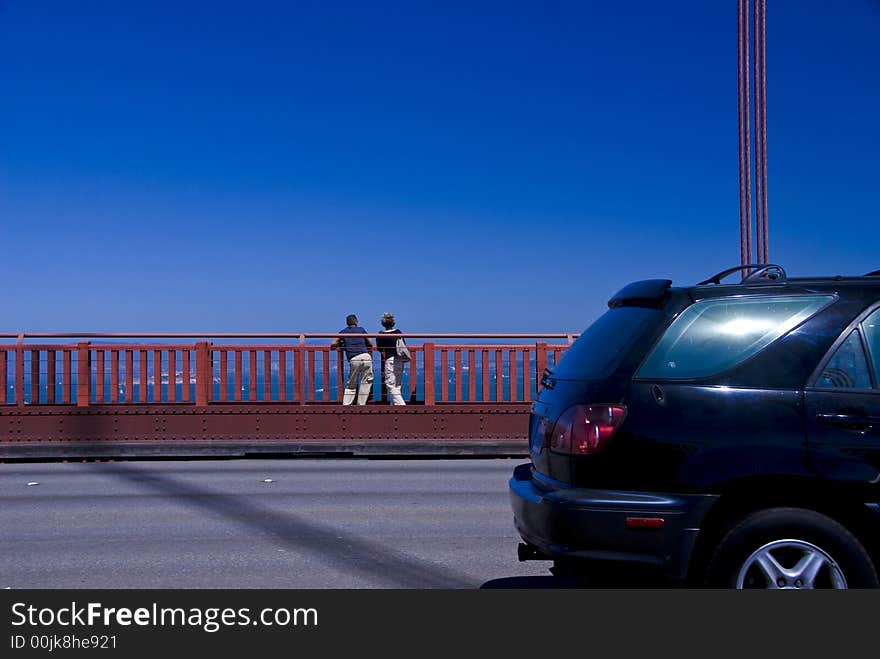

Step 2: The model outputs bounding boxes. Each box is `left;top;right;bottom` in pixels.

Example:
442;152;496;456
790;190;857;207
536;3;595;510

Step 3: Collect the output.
1;458;571;589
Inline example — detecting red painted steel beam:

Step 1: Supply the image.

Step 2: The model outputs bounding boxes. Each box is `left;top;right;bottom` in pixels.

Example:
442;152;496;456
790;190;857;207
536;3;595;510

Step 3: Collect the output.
423;342;435;405
126;350;135;404
0;404;531;443
140;350;149;403
234;350;242;403
0;350;6;405
219;350;228;402
167;349;176;403
62;349;72;404
47;350;55;404
248;350;257;403
111;349;120;404
195;342;210;407
0;333;579;340
76;342;90;407
536;342;548;393
96;350;105;403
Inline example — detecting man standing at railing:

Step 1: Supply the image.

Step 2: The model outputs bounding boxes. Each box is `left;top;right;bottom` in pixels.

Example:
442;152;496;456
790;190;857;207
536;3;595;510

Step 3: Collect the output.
331;314;374;405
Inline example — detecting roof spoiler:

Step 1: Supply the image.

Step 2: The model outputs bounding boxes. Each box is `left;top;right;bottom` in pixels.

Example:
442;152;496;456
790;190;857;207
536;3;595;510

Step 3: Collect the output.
608;279;673;308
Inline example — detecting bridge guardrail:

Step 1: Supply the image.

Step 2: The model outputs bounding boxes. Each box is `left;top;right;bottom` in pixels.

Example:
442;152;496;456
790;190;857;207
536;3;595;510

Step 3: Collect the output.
1;333;576;408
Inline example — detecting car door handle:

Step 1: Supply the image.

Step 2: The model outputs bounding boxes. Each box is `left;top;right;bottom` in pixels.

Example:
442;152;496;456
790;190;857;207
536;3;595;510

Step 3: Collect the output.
816;414;878;433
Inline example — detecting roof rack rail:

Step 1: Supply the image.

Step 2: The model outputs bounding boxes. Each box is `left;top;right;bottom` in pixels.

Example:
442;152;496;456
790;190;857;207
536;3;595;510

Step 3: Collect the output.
865;269;880;277
697;264;786;286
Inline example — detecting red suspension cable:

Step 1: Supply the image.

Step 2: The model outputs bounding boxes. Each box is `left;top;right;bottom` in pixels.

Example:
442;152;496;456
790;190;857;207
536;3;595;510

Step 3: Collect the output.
738;0;748;270
760;0;769;262
752;0;764;263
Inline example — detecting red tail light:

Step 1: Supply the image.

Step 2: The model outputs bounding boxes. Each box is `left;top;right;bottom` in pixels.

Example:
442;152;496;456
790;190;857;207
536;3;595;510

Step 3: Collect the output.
549;404;627;455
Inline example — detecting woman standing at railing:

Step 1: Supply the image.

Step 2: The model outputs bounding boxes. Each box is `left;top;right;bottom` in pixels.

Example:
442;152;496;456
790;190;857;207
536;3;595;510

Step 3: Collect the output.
376;312;406;406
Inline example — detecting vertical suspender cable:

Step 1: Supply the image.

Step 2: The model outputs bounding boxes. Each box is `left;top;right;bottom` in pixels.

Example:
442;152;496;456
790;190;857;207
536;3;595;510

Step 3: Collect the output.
744;0;752;267
737;0;769;270
738;1;745;267
752;0;764;264
760;0;769;262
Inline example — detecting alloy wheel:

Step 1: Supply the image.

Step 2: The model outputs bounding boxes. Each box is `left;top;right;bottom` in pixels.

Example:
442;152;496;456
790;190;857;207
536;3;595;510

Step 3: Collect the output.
736;539;847;589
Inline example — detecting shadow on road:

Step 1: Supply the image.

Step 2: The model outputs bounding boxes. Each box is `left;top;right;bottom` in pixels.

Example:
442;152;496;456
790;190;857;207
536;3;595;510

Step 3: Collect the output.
480;575;590;588
481;570;681;589
97;461;476;589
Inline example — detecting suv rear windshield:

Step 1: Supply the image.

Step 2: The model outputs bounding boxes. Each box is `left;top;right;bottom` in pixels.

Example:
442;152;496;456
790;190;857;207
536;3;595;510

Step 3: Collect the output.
551;307;668;381
636;294;835;380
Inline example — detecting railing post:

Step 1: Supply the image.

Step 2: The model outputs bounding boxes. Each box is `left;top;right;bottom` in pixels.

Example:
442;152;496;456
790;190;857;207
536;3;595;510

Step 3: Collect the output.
536;341;548;392
195;341;210;407
423;342;435;405
296;335;306;405
0;349;6;406
381;354;388;403
16;334;25;407
295;350;306;404
76;342;90;407
46;349;56;404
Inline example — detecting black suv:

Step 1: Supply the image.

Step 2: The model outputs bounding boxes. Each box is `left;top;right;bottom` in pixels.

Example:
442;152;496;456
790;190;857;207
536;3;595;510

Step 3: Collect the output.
510;264;880;588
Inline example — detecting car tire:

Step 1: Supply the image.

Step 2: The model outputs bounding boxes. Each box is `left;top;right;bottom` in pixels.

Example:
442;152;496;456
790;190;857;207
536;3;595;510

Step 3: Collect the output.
704;507;879;589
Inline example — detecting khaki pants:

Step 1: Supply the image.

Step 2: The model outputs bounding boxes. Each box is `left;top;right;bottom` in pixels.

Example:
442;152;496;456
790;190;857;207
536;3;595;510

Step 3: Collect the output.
383;356;406;406
343;353;374;405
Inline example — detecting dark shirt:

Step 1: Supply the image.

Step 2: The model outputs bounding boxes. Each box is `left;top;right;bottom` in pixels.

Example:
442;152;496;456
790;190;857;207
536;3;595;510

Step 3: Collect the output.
376;329;402;360
338;326;369;361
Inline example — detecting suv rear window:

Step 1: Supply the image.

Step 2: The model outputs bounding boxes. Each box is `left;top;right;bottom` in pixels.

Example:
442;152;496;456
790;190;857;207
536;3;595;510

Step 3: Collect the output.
816;329;873;389
551;307;667;380
815;306;880;389
863;308;880;378
636;294;835;380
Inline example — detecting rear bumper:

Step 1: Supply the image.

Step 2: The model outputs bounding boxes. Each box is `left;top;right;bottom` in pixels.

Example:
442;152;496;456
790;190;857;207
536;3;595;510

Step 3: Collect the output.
509;463;718;581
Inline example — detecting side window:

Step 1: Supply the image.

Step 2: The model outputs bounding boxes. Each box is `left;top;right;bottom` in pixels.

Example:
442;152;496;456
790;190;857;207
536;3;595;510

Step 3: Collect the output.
636;294;834;380
863;308;880;380
815;330;872;389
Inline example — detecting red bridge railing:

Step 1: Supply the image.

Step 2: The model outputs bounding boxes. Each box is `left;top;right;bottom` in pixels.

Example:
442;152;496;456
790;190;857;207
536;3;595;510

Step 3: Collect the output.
0;333;575;408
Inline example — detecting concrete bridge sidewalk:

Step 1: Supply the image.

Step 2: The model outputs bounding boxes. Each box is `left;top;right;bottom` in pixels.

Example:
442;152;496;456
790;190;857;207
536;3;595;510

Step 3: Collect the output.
0;437;529;460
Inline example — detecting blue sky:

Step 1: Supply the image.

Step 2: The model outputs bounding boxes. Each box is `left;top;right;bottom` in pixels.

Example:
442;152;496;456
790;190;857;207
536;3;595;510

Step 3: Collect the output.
1;1;878;334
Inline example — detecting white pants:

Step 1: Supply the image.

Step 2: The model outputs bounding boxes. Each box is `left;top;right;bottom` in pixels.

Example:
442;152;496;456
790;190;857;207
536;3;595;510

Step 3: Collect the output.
343;353;374;405
384;357;406;406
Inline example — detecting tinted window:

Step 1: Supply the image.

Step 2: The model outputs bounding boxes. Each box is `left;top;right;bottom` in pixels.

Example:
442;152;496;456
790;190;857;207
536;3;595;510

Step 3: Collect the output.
552;307;667;380
863;308;880;380
816;329;872;389
637;295;834;380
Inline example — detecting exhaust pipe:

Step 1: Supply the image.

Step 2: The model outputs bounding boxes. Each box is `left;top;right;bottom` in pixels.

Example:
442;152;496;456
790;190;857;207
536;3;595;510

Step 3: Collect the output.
517;542;550;562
